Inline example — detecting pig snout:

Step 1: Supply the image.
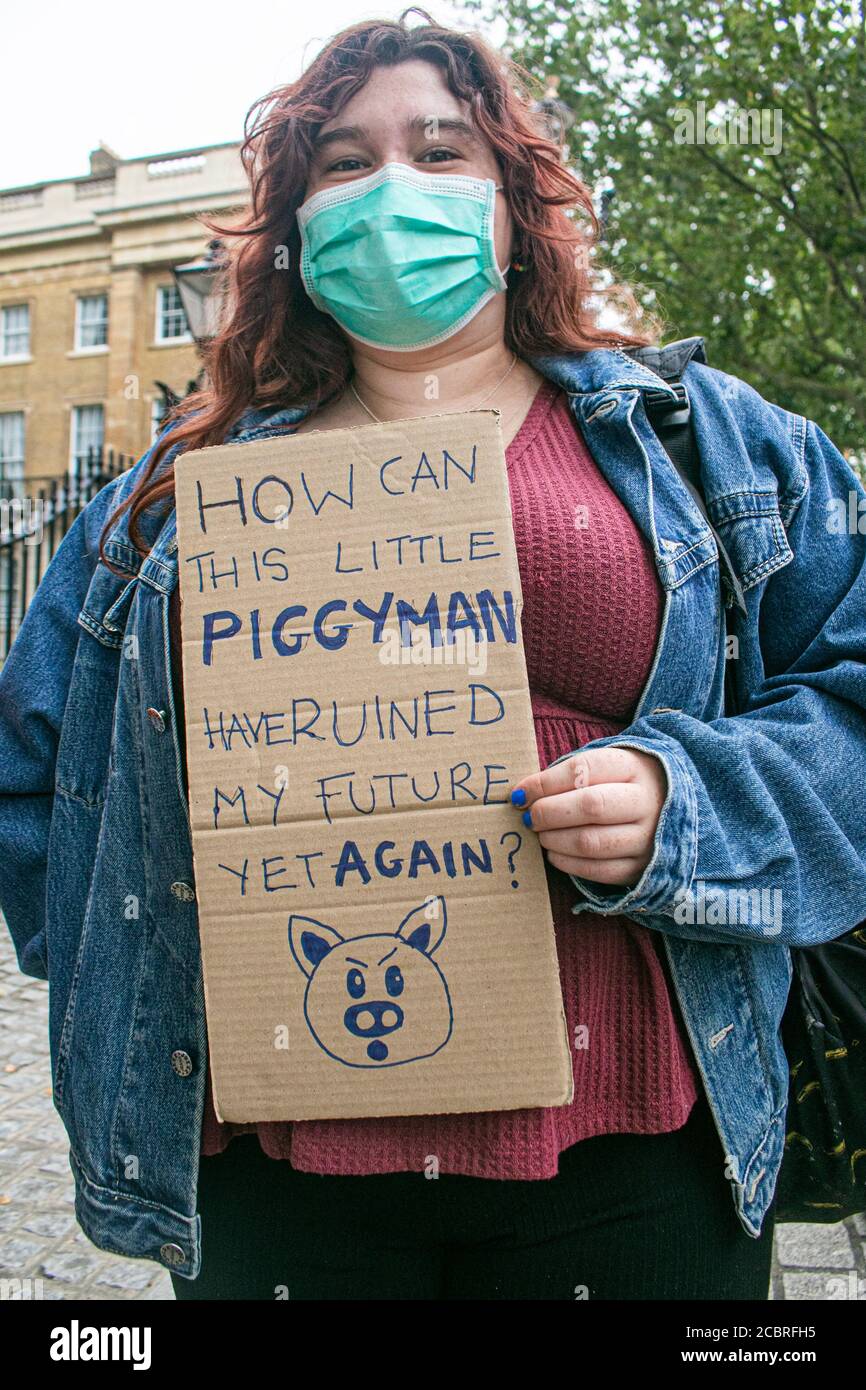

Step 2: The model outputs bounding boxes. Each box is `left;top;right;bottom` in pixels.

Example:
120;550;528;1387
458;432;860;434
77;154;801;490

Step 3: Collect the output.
343;1000;405;1062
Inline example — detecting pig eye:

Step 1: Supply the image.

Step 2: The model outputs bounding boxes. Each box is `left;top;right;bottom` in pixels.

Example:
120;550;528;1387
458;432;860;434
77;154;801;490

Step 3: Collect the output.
346;968;365;999
385;965;404;997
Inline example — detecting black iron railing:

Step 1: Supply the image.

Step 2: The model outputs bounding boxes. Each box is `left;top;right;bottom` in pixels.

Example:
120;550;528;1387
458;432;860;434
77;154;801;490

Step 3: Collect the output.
0;447;132;663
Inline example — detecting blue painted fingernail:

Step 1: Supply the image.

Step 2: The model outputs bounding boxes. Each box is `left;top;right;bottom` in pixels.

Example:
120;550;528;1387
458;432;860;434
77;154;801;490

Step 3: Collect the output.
511;788;527;806
522;809;533;827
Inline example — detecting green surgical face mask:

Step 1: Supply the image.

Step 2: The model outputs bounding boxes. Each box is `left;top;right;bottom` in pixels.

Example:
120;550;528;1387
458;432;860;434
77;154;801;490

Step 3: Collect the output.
296;162;508;351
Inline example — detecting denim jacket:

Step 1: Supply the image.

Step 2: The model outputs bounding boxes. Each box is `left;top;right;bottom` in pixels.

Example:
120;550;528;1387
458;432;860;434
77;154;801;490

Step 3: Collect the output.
2;344;865;1279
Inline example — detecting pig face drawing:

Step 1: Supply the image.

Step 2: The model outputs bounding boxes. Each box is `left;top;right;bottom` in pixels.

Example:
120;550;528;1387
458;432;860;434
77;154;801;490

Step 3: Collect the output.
288;897;453;1068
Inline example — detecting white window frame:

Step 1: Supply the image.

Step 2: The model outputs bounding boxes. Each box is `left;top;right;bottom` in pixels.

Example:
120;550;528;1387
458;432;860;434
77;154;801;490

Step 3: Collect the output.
155;284;192;344
0;410;25;495
70;404;104;476
74;293;109;351
0;303;31;360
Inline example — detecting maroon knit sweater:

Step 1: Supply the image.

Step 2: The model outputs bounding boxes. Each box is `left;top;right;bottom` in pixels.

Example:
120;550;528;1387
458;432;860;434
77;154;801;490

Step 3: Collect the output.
169;376;699;1178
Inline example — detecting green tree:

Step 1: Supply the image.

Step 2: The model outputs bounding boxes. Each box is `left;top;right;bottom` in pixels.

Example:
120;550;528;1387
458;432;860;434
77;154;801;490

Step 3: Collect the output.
471;0;866;452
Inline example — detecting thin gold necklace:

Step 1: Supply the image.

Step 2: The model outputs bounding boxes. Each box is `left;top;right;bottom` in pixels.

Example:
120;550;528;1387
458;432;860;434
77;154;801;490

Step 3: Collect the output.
350;352;519;425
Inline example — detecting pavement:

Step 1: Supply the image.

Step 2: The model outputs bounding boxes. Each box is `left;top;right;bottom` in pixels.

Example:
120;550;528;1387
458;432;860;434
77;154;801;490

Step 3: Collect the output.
1;928;863;1301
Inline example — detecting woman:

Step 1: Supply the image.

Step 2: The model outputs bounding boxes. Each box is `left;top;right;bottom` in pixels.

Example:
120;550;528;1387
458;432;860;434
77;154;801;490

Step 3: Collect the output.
2;12;865;1302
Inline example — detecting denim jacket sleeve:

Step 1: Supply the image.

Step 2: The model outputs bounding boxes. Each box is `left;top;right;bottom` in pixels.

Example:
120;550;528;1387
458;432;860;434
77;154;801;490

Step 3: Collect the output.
558;416;866;949
0;475;129;979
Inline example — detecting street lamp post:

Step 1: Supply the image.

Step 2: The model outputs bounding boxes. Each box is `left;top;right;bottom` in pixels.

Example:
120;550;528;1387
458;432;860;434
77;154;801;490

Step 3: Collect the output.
154;238;228;418
172;238;228;346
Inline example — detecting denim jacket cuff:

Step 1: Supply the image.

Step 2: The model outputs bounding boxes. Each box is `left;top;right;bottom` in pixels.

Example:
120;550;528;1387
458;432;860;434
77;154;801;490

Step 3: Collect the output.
546;737;698;917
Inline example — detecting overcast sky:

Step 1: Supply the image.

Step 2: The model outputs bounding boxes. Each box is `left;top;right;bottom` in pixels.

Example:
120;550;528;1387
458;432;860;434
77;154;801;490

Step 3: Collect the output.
3;0;484;189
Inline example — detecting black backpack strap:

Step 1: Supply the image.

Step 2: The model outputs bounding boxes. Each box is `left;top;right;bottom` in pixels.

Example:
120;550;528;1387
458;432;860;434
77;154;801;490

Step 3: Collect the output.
625;333;708;391
624;337;743;715
625;338;747;618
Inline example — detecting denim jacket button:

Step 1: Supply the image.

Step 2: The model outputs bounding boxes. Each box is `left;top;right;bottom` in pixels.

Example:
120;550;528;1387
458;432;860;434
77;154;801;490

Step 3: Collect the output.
170;1050;193;1077
146;707;167;733
170;881;196;903
160;1242;187;1267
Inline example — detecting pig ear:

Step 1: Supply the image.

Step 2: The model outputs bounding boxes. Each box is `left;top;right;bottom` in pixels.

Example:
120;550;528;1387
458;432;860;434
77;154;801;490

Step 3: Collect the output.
289;916;344;978
396;897;447;955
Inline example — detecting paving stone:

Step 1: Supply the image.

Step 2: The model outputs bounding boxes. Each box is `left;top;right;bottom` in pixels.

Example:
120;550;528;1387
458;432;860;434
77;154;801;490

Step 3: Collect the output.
782;1270;866;1300
782;1271;849;1300
0;1236;45;1267
29;1125;65;1143
21;1210;78;1239
94;1260;165;1291
775;1222;855;1269
37;1155;72;1176
41;1250;104;1283
10;1100;55;1118
141;1274;173;1300
0;1071;42;1093
6;1175;65;1203
0;1142;42;1164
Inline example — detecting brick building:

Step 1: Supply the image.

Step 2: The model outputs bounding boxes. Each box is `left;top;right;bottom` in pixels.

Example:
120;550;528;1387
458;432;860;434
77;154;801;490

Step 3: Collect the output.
0;141;246;497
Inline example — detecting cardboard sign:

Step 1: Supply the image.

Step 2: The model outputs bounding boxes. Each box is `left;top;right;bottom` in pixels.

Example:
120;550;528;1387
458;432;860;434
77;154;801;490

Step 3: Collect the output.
174;410;573;1122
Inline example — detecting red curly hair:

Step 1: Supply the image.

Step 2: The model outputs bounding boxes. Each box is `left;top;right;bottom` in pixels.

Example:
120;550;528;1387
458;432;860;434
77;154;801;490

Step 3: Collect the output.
100;7;657;564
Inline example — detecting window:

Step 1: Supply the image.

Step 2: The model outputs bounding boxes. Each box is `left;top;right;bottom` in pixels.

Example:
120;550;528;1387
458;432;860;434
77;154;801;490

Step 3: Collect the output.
75;293;108;350
1;304;30;359
0;411;25;498
151;394;168;443
70;404;104;475
156;285;191;343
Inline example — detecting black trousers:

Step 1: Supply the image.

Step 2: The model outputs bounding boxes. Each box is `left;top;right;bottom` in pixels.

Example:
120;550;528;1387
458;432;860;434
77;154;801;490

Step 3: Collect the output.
171;1090;775;1301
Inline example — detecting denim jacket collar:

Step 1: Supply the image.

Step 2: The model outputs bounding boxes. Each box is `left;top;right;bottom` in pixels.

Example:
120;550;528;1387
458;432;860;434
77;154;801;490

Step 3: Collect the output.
526;346;680;401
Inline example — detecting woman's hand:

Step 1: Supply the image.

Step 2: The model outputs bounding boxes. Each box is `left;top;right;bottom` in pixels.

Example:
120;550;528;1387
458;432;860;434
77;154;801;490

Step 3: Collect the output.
510;748;667;888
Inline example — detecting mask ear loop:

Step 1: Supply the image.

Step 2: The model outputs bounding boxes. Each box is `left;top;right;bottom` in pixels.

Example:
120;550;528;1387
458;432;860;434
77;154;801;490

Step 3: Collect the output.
492;182;526;276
